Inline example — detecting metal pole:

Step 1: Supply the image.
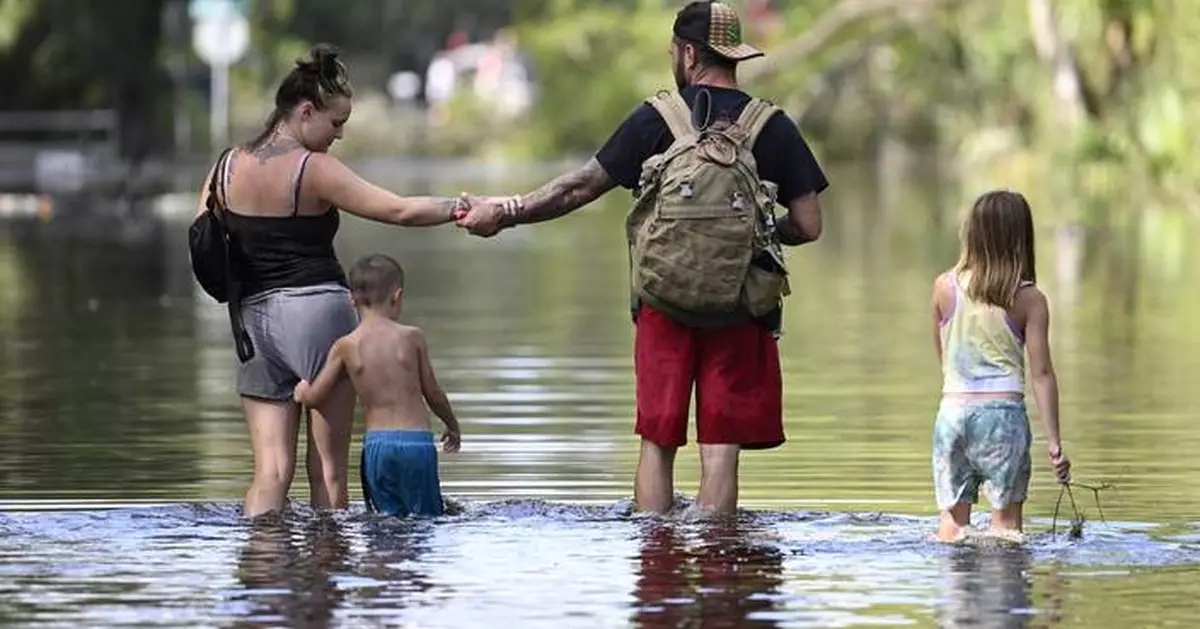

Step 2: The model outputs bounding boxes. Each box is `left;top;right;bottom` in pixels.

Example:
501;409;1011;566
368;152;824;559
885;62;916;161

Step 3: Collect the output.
211;61;229;151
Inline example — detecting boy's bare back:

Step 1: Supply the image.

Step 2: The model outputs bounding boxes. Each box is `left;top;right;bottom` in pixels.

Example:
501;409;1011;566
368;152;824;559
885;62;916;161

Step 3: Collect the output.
340;318;434;432
297;313;460;450
295;253;461;453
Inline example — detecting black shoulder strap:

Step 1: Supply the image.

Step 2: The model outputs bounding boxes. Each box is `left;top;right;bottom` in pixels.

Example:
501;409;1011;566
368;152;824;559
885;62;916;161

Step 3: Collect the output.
207;148;234;219
292;151;313;217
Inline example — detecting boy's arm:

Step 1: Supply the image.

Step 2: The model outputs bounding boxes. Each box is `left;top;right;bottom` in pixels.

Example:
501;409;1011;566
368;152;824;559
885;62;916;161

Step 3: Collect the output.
295;338;348;408
1024;287;1070;482
415;330;460;436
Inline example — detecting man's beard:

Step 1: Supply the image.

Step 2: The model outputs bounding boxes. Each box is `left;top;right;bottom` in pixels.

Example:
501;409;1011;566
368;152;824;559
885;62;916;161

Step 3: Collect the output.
673;56;688;91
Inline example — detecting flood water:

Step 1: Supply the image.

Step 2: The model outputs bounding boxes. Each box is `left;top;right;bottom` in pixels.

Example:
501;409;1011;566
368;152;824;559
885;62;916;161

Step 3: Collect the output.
0;160;1198;627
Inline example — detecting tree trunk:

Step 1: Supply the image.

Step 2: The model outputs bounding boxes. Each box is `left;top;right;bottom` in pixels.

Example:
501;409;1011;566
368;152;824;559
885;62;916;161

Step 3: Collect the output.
1027;0;1089;127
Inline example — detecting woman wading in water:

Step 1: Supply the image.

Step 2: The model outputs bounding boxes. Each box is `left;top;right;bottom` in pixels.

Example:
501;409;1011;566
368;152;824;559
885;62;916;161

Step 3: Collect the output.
194;44;469;516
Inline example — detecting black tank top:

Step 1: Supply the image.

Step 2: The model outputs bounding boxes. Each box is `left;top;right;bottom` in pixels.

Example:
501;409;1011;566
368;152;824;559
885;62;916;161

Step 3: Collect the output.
221;151;347;297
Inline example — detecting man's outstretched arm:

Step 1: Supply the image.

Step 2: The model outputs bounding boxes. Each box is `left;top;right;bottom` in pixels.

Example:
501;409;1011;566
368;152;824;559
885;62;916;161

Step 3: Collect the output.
456;158;617;236
503;157;617;226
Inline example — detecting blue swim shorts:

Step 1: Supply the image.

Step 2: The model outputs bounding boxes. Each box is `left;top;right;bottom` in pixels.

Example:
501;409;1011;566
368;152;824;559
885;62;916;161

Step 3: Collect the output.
360;430;445;517
932;399;1032;511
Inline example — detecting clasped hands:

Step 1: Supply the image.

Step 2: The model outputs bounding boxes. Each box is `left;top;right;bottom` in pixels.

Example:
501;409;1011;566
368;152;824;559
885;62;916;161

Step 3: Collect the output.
452;193;522;238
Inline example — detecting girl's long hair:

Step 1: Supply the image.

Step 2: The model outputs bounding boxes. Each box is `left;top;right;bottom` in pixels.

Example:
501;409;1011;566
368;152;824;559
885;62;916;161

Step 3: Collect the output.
954;190;1037;309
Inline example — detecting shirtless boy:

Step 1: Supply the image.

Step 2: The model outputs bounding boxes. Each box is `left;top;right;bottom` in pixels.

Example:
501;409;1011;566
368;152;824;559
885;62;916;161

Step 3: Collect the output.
295;253;461;516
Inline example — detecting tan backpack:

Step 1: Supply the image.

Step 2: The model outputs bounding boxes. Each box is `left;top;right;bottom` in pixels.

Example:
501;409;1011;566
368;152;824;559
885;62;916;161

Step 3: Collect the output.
626;90;790;324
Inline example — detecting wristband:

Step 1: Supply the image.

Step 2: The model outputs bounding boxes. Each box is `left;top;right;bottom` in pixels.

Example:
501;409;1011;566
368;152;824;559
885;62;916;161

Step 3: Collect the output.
500;195;523;227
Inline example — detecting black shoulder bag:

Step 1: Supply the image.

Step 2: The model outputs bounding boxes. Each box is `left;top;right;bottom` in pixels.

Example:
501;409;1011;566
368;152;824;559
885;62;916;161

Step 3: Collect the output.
188;148;255;363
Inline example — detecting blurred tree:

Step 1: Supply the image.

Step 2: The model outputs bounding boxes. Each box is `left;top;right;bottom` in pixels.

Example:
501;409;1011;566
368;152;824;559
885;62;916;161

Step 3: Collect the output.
503;0;1199;213
0;0;1194;215
258;0;524;95
0;0;171;161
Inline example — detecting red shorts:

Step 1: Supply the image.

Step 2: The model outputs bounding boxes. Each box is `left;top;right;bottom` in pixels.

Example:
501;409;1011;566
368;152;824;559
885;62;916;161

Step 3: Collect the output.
634;303;784;450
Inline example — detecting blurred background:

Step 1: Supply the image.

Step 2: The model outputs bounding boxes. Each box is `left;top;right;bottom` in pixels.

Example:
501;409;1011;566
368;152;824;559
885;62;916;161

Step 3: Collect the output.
0;0;1193;204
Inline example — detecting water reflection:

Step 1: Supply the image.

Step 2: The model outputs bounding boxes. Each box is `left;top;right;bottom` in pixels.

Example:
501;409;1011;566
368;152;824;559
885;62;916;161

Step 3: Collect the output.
937;545;1036;629
4;163;1200;626
631;519;785;628
0;504;1196;628
230;514;351;629
0;221;206;500
354;518;437;616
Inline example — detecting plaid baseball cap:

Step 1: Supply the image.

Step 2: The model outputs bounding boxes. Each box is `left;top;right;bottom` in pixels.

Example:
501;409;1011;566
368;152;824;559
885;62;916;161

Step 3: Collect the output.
672;1;764;62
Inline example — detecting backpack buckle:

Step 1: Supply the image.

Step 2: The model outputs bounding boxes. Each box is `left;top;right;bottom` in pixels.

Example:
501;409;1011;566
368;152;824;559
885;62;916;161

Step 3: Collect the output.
680;181;694;199
732;191;746;211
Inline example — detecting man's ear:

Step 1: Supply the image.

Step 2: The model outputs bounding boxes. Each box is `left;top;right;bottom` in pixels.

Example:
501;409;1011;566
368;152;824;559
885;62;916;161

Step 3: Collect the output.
683;42;698;69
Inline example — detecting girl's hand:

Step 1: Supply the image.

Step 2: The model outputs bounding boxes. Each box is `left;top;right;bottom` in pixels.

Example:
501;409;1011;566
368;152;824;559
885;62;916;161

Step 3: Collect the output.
1049;446;1071;484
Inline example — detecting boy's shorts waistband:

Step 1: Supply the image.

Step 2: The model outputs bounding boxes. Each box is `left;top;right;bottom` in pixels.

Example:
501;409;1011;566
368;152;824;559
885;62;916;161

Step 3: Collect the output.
364;430;435;446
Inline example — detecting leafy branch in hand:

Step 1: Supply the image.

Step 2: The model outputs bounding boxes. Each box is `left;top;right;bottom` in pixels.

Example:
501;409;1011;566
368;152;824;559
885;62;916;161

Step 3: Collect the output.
1050;479;1116;540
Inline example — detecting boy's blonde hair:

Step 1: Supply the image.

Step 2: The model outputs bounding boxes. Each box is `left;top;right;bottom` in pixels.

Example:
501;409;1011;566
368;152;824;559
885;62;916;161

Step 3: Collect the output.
954;190;1037;309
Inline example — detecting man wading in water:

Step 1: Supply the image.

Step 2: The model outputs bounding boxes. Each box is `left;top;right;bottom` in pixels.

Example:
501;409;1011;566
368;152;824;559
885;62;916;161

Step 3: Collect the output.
459;1;828;514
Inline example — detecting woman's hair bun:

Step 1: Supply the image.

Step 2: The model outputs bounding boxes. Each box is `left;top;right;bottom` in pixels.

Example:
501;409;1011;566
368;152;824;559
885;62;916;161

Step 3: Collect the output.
309;44;341;76
296;43;350;92
288;42;352;101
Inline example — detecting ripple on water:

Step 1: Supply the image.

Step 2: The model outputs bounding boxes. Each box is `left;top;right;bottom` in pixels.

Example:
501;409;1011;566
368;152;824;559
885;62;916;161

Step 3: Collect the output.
0;499;1198;627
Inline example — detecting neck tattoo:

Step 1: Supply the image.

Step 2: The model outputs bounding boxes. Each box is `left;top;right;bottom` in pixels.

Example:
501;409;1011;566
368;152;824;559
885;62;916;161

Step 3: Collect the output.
252;126;303;163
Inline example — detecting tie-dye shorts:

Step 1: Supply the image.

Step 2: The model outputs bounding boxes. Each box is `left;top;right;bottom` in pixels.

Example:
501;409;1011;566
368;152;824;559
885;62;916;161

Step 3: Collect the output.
932;399;1032;511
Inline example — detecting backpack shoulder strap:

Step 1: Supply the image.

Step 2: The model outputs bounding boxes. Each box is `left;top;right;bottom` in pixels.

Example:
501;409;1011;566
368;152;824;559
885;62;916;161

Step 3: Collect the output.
735;98;781;148
645;91;695;144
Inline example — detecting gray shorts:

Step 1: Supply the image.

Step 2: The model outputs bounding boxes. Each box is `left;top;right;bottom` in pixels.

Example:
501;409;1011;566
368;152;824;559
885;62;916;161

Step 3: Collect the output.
237;283;358;401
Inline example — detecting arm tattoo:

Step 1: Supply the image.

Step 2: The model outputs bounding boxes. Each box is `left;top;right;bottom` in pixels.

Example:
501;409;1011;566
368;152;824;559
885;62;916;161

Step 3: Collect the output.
505;158;616;227
439;196;465;220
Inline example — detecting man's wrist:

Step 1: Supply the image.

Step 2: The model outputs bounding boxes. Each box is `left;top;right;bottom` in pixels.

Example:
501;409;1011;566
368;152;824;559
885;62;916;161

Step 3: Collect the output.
1047;443;1063;457
499;195;523;228
774;218;811;246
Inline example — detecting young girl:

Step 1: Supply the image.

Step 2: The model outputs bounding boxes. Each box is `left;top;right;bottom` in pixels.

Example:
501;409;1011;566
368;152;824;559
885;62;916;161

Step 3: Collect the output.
931;190;1072;541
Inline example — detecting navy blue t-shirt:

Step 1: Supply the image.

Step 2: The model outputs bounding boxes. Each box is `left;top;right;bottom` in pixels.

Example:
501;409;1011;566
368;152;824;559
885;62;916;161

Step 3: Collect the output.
595;85;829;206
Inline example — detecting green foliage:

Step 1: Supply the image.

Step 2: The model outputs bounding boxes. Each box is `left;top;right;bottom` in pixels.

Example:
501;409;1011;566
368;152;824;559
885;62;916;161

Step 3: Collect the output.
494;0;1200;211
0;0;171;159
514;0;675;156
2;0;1198;211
